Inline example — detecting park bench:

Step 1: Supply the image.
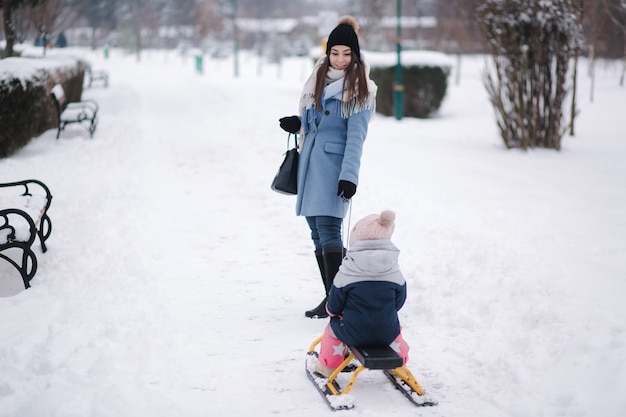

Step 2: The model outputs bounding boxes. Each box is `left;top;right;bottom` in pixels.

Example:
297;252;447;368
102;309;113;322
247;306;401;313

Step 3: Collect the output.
50;84;99;139
0;179;53;289
87;67;109;88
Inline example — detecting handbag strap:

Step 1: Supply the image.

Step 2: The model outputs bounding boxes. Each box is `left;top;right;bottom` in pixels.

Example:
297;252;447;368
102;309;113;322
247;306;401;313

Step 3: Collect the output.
287;133;299;150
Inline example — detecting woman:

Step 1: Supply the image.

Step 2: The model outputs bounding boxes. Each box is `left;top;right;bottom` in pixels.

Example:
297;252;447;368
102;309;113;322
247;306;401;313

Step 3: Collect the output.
279;16;377;318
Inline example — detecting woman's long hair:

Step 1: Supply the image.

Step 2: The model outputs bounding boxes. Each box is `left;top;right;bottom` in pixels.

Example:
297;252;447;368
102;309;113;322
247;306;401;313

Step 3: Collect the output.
314;51;369;111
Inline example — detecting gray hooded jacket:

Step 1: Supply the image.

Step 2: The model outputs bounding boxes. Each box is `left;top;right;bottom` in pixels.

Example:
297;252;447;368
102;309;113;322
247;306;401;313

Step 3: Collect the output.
327;239;406;346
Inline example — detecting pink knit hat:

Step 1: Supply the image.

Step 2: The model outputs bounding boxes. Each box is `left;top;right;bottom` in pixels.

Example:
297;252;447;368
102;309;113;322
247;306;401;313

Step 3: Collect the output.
349;210;396;246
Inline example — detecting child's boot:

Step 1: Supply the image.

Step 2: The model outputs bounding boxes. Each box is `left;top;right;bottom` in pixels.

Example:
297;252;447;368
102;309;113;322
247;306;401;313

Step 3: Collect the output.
315;360;336;378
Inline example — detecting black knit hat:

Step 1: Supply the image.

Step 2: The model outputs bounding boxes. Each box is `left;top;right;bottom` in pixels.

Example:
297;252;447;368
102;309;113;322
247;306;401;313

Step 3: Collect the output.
326;16;360;59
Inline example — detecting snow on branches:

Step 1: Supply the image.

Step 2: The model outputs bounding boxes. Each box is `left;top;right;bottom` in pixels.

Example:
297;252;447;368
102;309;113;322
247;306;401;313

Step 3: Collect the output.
477;0;583;150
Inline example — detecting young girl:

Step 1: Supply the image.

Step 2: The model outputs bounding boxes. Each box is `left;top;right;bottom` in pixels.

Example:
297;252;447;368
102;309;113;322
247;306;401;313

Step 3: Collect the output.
315;210;410;377
279;16;377;319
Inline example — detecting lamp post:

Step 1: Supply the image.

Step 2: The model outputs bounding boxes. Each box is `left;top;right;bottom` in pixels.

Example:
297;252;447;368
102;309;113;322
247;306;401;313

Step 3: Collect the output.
394;0;404;120
233;0;239;77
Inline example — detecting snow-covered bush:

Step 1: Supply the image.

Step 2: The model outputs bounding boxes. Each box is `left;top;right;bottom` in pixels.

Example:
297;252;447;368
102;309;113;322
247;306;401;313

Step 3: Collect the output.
366;50;453;119
0;57;87;157
0;72;50;157
477;0;583;150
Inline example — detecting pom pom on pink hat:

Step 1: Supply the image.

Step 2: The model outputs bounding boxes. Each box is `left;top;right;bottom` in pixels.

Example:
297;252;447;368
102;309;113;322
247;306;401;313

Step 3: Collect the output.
349;210;396;246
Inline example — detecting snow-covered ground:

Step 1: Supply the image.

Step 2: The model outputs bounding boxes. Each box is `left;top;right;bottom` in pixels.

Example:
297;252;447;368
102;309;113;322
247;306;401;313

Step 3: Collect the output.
1;46;625;417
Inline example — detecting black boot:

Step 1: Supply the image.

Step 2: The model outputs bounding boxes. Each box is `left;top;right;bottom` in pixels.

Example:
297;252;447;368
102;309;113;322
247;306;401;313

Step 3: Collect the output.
305;250;329;318
322;247;344;291
305;247;344;319
304;297;328;318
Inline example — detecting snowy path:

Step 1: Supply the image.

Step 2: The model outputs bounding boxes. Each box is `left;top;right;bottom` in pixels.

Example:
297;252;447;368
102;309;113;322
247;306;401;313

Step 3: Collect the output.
1;49;625;417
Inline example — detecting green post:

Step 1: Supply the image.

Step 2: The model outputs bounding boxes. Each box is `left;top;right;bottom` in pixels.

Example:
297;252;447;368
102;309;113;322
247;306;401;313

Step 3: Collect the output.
195;53;204;74
394;0;404;121
104;46;109;59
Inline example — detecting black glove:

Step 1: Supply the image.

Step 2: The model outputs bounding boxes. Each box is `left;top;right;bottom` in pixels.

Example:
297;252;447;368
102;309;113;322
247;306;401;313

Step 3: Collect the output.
279;115;301;134
337;180;357;200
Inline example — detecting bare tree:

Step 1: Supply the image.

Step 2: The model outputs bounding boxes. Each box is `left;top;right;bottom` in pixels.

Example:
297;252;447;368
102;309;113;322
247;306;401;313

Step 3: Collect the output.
115;0;160;61
195;0;223;42
347;0;392;51
1;0;44;57
80;0;118;50
27;0;84;54
478;0;583;150
584;0;601;101
603;0;626;86
570;0;584;136
434;0;482;53
432;0;482;85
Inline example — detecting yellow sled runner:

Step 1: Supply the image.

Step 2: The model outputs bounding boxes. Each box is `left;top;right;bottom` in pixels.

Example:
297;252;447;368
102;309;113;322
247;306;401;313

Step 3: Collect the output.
305;335;438;410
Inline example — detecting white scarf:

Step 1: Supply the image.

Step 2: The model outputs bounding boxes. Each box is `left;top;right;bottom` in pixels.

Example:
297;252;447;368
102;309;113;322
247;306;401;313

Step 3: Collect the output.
299;56;377;120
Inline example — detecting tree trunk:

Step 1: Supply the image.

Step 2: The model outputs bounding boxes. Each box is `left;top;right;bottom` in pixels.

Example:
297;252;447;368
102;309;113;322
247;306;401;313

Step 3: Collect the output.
2;2;16;58
570;53;578;136
589;45;596;102
455;53;461;86
619;41;626;87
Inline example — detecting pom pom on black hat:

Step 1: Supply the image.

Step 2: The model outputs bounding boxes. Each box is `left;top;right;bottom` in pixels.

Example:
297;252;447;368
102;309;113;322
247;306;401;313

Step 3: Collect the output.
326;15;361;58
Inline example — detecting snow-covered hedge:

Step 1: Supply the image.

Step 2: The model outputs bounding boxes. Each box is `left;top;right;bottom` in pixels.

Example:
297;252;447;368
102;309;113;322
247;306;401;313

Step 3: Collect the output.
365;50;454;70
0;56;88;157
365;50;453;118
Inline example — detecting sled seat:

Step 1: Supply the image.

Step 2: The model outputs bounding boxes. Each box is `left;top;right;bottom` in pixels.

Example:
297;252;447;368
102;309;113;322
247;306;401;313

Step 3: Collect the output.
348;345;404;370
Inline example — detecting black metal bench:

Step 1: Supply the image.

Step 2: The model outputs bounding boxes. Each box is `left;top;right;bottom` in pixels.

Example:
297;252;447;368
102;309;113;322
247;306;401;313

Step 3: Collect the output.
50;84;99;139
87;67;109;88
0;180;53;288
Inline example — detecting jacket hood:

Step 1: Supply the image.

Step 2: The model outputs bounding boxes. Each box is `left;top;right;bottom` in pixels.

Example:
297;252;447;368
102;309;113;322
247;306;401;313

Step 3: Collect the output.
338;239;403;283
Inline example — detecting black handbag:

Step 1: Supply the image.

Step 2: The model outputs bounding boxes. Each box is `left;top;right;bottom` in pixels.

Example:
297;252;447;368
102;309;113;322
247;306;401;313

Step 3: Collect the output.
271;133;299;195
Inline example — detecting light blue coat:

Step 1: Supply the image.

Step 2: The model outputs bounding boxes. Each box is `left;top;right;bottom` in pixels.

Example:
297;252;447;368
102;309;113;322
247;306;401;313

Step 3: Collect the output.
296;98;372;218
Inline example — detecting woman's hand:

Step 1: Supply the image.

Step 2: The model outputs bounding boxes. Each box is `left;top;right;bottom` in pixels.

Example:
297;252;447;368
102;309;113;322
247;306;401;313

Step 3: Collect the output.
279;115;301;133
337;180;357;200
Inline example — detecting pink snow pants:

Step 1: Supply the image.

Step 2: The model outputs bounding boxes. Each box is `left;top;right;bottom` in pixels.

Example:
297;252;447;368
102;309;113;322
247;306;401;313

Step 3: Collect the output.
318;324;410;369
